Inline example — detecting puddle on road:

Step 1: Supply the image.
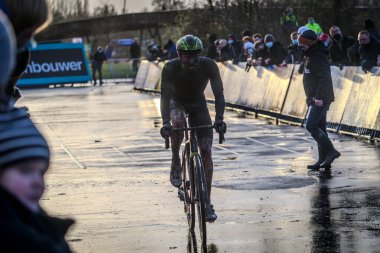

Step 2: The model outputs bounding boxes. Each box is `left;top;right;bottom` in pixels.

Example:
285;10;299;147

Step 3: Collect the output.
214;176;318;190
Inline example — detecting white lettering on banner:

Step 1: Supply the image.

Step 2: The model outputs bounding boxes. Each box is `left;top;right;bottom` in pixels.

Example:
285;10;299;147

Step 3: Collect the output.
25;61;83;74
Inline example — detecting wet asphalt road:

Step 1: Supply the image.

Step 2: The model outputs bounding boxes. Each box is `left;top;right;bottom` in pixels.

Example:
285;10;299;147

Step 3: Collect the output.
18;83;380;253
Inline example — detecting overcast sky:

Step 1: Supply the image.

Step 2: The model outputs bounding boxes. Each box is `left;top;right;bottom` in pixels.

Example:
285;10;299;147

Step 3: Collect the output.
88;0;153;13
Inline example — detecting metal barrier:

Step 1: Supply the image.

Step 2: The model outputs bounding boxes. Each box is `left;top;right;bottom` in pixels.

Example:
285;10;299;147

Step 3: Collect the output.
134;60;380;142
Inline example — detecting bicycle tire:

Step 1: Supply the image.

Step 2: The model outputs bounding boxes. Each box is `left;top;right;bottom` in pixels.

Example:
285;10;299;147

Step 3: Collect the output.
182;144;195;230
194;155;208;249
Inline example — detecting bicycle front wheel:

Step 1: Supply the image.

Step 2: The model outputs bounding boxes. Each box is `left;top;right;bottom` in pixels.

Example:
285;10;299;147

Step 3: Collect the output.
194;155;208;250
182;145;195;230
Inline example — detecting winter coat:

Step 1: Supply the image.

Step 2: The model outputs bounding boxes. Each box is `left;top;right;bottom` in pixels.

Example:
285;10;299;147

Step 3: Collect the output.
303;41;335;106
329;36;356;66
359;38;380;72
263;41;287;66
285;43;303;64
0;186;74;253
130;42;141;58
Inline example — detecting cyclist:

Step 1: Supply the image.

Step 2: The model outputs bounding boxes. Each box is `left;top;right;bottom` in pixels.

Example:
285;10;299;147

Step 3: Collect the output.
160;34;226;222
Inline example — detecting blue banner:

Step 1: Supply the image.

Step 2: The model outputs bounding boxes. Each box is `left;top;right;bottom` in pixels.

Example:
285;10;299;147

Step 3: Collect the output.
18;43;91;87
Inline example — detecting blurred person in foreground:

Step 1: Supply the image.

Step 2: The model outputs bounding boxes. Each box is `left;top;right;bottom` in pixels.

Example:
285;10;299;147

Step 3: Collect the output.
0;106;74;253
159;35;226;222
0;0;51;105
298;30;341;170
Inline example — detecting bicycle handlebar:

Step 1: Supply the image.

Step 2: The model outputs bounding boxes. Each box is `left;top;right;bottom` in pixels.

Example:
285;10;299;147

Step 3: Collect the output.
164;125;225;149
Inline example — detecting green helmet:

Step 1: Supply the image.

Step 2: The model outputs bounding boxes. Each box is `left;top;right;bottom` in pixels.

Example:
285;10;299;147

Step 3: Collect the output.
176;35;203;53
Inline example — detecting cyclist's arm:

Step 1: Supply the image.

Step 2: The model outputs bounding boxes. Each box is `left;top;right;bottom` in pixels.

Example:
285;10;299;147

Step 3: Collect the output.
160;63;172;125
209;60;225;121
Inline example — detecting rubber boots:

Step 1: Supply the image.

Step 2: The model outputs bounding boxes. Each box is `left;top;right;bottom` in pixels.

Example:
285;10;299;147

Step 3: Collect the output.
312;130;341;168
307;145;328;170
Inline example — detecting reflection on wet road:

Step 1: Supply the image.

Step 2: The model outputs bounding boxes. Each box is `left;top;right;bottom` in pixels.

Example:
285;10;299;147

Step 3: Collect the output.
19;84;380;253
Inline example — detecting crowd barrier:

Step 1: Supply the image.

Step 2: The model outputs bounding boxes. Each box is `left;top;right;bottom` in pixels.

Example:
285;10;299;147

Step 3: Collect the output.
134;60;380;141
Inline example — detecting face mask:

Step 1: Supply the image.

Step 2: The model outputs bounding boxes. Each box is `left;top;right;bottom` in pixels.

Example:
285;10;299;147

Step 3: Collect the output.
292;39;298;45
266;42;273;48
333;34;342;41
309;20;315;24
324;41;330;47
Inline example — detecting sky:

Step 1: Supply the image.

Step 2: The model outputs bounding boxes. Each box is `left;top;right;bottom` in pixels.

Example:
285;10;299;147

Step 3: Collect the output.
88;0;153;13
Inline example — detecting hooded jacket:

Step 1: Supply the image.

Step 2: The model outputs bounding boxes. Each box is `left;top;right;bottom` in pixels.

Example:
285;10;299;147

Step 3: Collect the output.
0;186;74;253
303;41;334;106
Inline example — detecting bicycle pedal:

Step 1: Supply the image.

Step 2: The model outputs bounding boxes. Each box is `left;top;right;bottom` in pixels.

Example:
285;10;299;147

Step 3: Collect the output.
178;188;185;201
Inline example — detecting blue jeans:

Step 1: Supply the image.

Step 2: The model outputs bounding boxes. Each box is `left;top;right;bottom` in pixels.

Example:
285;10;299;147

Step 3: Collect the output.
306;105;329;137
0;10;15;90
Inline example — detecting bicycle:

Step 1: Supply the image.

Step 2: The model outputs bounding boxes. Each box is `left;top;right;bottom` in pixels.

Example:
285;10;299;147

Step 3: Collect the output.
165;122;224;251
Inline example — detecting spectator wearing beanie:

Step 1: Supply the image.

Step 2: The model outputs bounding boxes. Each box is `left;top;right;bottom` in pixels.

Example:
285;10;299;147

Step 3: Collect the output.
262;34;287;66
0;106;74;253
364;18;380;42
298;29;340;170
207;34;218;60
329;26;356;67
305;17;323;36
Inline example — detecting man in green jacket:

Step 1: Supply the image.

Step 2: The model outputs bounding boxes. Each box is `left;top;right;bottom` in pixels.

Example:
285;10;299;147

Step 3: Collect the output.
305;17;323;36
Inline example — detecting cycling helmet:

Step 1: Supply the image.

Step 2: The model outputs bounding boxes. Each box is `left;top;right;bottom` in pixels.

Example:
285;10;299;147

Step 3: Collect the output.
176;34;203;53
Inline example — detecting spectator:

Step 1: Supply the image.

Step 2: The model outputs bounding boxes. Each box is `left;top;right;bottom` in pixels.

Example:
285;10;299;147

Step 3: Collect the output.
262;34;287;67
358;30;380;73
227;34;242;64
298;30;340;170
252;33;263;44
328;26;356;67
280;7;298;38
348;18;380;66
1;0;50;104
364;18;380;42
206;34;218;59
0;107;74;253
104;44;114;78
305;17;323;35
319;33;332;48
284;31;303;64
91;46;107;86
130;37;141;71
242;36;255;64
215;39;229;62
240;30;253;61
163;39;178;60
252;42;268;66
146;40;162;61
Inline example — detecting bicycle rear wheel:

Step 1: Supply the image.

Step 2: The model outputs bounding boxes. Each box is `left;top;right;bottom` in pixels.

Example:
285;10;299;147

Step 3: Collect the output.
194;155;208;250
182;145;195;230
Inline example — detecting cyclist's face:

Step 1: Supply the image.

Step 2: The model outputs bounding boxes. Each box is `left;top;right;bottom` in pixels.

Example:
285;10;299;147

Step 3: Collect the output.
180;52;200;71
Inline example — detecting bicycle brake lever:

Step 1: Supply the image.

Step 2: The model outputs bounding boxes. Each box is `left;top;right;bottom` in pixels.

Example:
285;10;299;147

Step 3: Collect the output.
219;133;225;144
165;137;170;149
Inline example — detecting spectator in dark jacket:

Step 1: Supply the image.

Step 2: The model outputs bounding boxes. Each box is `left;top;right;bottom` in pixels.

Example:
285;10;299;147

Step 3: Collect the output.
130;37;141;71
0;107;74;253
358;30;380;73
163;39;178;60
215;38;229;62
227;34;242;64
298;30;341;170
348;18;380;66
206;34;218;59
262;34;287;67
91;46;107;86
328;26;356;67
280;7;298;38
252;41;268;66
284;31;303;64
364;18;380;42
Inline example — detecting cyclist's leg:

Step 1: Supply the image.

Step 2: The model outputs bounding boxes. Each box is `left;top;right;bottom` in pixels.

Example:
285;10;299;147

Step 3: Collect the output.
169;100;186;186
